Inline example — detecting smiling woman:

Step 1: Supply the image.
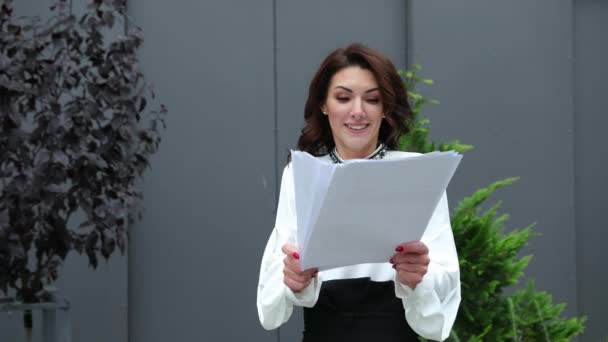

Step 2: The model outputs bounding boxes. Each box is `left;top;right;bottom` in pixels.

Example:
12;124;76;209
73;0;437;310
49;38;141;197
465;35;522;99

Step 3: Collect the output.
257;43;461;341
322;66;385;159
297;43;411;158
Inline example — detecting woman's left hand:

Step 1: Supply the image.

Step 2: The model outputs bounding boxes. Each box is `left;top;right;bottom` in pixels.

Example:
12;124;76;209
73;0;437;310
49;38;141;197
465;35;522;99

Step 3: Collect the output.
391;241;430;289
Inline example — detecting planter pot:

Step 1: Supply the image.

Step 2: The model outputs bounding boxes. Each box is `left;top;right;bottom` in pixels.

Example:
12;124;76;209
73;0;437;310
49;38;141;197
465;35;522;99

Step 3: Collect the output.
0;292;72;342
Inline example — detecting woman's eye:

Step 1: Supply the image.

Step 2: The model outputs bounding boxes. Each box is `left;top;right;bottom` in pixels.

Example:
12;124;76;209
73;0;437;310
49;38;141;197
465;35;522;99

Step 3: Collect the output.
336;97;350;102
367;98;380;104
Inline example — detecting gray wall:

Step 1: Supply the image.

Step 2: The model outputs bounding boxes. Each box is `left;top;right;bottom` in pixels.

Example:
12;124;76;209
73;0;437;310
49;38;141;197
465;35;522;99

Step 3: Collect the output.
409;0;578;314
574;0;608;340
126;1;276;341
2;1;606;342
409;0;608;341
409;1;606;341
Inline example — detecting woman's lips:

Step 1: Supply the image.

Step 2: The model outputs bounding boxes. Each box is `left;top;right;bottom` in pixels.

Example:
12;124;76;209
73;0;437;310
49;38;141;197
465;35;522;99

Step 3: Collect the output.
345;123;370;132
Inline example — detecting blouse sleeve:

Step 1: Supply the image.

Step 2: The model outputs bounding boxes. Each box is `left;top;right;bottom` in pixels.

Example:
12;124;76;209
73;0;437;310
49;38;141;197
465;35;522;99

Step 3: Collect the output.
393;192;461;341
256;164;323;330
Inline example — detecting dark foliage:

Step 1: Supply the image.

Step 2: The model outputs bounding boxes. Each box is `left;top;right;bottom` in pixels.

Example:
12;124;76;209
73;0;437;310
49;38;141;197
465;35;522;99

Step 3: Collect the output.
0;0;166;303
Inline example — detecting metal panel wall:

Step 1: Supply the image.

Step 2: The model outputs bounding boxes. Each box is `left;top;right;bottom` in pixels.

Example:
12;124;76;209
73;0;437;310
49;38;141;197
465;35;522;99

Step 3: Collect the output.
409;0;578;320
126;1;276;341
574;1;608;340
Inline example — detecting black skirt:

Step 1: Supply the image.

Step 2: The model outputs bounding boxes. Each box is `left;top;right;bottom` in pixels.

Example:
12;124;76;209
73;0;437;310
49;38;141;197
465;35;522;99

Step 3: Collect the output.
302;277;419;342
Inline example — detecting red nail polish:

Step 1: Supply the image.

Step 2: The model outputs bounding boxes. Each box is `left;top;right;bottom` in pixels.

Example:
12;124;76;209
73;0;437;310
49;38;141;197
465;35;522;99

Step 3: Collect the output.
392;264;397;269
292;252;300;259
395;246;404;252
390;257;395;264
312;271;318;277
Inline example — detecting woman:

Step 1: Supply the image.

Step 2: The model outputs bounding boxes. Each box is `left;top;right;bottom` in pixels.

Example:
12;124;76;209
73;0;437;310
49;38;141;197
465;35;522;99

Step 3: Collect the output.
257;43;460;341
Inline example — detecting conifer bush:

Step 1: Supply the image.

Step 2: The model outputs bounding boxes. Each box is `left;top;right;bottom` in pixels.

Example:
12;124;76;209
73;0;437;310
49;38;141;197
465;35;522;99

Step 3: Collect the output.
400;66;585;341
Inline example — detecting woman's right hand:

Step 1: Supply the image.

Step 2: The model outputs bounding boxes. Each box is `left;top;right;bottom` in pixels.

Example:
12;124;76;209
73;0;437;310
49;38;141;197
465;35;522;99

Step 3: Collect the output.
281;243;318;293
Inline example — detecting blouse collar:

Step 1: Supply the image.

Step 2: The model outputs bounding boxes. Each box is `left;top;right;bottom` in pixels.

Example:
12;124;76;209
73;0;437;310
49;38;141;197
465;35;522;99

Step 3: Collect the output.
328;143;388;164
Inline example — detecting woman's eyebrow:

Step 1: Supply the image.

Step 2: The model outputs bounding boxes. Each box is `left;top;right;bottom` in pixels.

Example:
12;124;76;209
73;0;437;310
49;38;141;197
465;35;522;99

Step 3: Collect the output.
334;86;353;92
334;86;380;93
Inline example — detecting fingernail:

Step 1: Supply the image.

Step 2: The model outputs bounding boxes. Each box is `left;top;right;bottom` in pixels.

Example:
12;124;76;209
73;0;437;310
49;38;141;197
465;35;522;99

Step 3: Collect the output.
392;264;396;269
312;270;318;277
292;252;300;259
389;257;395;264
395;246;404;252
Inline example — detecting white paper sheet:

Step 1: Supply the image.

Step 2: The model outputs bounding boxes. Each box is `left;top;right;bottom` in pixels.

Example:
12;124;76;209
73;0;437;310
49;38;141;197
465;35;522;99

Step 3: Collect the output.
291;150;462;270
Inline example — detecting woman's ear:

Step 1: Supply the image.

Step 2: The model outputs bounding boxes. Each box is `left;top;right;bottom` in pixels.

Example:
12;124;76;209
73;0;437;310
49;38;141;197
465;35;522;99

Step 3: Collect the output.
320;104;328;116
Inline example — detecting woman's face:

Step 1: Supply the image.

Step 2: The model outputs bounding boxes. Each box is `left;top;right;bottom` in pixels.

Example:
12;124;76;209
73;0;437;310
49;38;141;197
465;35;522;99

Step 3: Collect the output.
322;66;384;160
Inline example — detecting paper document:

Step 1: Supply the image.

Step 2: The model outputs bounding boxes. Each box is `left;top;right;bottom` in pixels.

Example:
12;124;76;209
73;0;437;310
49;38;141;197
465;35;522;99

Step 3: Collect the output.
291;151;462;270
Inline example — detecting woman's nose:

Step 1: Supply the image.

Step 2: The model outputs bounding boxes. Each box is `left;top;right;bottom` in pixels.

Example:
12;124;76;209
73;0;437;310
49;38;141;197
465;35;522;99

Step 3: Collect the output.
349;98;365;118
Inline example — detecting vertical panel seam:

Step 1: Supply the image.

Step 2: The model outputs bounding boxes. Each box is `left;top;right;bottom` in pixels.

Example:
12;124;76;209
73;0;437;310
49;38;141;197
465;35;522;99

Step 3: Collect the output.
571;0;582;319
273;0;279;207
272;0;280;341
404;0;411;71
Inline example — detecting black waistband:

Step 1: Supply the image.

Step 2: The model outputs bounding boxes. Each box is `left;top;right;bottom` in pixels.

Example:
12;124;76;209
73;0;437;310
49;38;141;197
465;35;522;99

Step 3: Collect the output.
302;278;418;341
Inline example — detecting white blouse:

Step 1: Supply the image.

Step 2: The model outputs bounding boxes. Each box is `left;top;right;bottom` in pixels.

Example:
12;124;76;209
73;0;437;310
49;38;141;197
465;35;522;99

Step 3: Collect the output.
257;151;461;341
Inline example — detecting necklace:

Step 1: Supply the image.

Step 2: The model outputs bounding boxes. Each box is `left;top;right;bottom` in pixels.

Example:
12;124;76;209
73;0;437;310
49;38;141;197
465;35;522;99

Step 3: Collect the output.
328;143;388;164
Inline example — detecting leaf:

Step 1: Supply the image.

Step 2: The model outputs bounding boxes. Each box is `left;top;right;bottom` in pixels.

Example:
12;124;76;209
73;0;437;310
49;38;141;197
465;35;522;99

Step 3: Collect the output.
138;97;146;112
86;231;99;250
0;210;8;229
7;24;20;35
45;182;70;193
52;151;69;166
7;109;20;126
79;219;94;229
87;249;98;269
85;231;99;268
100;234;115;260
102;11;114;28
116;230;126;252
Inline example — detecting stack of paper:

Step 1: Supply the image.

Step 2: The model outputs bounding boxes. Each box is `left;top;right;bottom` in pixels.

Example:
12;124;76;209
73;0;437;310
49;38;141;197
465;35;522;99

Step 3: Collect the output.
291;151;462;270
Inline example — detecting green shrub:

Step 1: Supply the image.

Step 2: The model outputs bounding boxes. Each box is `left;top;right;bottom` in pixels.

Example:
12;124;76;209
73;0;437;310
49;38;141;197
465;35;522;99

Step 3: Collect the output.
400;66;585;341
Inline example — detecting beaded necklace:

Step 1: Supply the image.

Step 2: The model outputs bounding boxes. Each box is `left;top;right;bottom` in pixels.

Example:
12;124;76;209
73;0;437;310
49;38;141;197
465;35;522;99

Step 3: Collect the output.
328;143;388;164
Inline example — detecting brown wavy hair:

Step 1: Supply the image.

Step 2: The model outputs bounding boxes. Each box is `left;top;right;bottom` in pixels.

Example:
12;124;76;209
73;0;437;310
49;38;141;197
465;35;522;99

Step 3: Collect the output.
296;43;413;156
